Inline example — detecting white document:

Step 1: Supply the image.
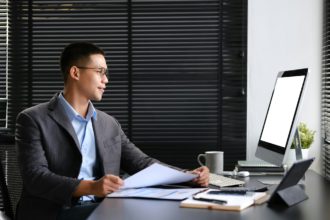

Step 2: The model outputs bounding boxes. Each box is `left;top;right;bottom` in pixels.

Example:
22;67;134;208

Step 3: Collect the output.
121;163;197;189
107;187;206;200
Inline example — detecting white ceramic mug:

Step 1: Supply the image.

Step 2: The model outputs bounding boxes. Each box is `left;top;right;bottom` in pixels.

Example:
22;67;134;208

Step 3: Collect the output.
197;151;224;174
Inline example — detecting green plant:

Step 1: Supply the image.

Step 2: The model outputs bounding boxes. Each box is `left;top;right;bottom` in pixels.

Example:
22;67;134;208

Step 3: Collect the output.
291;122;316;149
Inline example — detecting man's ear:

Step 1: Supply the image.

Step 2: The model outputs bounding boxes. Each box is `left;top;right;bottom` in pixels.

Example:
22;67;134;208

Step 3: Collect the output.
69;66;80;81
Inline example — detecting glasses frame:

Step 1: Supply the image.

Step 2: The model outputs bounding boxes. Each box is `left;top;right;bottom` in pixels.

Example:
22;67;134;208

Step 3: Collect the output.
76;66;108;78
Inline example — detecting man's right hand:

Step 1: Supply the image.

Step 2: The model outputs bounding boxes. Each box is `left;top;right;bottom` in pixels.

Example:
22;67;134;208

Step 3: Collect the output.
73;174;124;198
91;175;124;197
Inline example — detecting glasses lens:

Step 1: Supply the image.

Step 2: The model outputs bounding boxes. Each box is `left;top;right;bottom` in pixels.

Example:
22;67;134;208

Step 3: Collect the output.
97;68;108;77
102;68;108;77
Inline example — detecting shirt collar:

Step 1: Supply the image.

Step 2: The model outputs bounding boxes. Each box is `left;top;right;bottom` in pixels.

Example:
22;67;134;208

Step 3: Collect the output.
58;92;97;121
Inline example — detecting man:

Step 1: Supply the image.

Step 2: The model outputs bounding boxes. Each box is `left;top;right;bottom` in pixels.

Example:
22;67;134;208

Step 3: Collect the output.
15;42;209;220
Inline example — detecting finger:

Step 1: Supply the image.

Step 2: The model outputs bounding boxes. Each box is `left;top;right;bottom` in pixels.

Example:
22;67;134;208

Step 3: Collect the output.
191;170;201;177
101;175;122;192
192;176;207;185
108;181;123;191
106;183;122;193
197;172;207;179
198;171;209;180
196;178;209;186
195;167;204;171
200;181;209;187
199;166;209;173
192;166;208;175
107;175;124;185
195;175;207;184
108;186;120;192
110;179;126;190
199;168;209;179
194;168;209;186
191;168;206;179
192;178;199;183
198;178;209;186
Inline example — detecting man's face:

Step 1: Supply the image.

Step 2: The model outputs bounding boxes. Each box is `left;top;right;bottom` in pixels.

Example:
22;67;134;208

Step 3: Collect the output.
76;54;109;101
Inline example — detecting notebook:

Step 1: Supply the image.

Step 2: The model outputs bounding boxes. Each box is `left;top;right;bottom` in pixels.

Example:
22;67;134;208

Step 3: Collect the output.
180;189;267;211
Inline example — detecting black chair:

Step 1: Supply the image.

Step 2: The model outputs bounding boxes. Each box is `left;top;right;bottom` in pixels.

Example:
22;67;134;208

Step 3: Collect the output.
0;134;23;220
0;159;14;219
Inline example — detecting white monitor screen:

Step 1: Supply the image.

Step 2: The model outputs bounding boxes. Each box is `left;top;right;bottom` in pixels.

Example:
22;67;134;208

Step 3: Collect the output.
260;75;305;147
256;68;308;165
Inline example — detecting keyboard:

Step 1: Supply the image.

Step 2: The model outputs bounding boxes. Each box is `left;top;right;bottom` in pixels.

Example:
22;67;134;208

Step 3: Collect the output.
209;173;245;187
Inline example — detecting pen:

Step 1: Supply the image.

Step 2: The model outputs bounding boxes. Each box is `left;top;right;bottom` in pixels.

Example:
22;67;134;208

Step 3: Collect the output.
207;189;247;195
192;196;227;205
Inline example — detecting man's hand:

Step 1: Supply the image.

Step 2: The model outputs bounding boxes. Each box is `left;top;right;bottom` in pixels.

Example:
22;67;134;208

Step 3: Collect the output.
91;175;124;197
191;166;209;187
73;174;124;198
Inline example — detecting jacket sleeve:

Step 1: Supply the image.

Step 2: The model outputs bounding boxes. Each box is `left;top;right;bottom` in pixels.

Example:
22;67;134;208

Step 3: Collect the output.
110;118;182;175
15;111;81;206
119;128;159;174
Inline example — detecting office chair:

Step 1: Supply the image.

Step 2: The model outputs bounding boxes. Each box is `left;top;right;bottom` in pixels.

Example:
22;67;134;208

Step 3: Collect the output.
0;157;14;219
0;142;23;220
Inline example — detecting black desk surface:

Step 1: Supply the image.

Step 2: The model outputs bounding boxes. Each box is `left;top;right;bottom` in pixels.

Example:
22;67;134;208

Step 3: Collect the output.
87;170;330;220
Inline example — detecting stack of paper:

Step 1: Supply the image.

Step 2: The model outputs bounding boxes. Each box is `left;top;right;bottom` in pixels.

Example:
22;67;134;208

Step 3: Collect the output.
180;189;267;211
107;163;204;200
120;163;197;189
107;187;205;200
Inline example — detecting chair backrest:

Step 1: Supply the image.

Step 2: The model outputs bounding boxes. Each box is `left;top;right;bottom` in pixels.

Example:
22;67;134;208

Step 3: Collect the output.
0;141;23;220
0;156;13;219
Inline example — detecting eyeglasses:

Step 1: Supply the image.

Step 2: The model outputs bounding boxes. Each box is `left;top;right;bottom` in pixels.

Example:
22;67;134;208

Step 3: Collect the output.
76;66;108;78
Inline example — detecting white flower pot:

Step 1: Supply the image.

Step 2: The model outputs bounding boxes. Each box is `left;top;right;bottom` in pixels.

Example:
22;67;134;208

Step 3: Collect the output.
284;148;309;166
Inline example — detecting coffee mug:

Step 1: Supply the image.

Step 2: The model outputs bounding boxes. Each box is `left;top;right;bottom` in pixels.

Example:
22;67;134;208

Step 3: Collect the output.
197;151;224;174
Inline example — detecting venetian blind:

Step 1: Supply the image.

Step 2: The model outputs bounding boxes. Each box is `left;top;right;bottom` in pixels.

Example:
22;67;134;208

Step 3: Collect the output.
9;0;247;170
322;0;330;181
0;0;8;129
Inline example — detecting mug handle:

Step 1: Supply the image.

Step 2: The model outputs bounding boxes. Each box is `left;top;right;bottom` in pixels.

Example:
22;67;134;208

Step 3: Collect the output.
197;154;206;167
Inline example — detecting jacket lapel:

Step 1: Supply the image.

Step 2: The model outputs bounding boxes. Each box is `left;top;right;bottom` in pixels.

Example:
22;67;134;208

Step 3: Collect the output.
92;114;107;171
47;93;81;151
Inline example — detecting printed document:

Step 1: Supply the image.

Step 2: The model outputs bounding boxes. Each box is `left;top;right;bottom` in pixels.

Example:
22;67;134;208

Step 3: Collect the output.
107;187;206;200
121;163;198;189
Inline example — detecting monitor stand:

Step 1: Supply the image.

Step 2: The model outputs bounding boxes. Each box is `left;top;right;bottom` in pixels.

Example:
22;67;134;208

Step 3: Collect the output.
292;127;303;161
291;127;305;180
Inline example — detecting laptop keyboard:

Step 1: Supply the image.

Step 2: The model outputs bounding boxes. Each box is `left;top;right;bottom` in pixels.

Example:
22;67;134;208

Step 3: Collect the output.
209;173;245;187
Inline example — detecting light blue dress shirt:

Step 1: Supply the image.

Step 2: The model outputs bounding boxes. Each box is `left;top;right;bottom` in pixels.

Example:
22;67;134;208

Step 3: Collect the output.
58;93;97;201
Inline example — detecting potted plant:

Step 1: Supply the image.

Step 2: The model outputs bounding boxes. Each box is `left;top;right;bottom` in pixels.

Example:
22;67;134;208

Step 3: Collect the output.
287;122;315;162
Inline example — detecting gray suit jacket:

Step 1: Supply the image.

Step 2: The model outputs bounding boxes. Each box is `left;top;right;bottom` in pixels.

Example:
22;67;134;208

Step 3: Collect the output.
15;93;158;220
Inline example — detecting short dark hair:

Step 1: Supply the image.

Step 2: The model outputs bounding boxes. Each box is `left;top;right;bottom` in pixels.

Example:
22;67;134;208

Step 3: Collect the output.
60;42;105;83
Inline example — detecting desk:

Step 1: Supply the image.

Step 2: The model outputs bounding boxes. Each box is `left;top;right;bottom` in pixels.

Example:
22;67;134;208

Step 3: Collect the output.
87;171;330;220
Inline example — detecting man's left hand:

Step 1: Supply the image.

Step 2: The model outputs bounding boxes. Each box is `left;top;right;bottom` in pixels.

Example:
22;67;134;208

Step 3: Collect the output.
191;166;209;187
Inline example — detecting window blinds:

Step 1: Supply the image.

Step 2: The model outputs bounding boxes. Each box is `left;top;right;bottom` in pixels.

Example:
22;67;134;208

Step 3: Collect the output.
322;0;330;181
0;1;8;128
9;0;247;170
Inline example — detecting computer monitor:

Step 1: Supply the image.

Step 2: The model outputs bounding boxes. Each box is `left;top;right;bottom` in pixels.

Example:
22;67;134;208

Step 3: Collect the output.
255;68;308;166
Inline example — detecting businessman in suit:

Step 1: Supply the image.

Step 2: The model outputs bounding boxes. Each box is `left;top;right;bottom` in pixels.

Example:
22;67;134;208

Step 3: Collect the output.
15;42;209;220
